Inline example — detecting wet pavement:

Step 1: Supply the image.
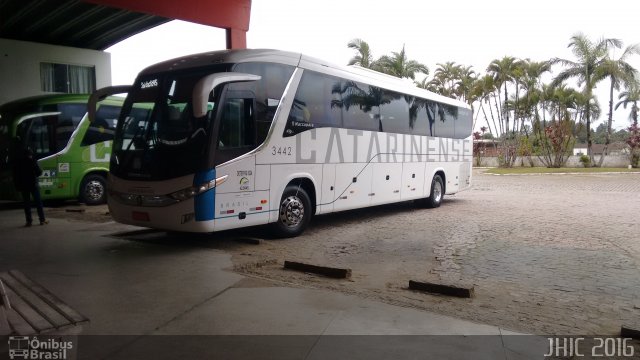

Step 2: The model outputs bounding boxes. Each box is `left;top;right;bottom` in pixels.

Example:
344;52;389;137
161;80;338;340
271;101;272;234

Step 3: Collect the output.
0;198;543;359
1;170;639;358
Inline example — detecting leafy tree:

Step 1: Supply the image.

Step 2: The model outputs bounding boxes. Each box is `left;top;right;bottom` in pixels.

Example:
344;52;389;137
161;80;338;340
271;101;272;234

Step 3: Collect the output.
538;119;576;167
627;123;640;167
616;88;640;166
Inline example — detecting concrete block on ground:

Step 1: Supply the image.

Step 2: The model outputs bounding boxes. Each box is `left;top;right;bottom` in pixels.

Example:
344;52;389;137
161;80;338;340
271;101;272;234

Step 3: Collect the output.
621;325;640;339
408;280;474;298
65;209;85;213
284;261;351;279
233;237;263;245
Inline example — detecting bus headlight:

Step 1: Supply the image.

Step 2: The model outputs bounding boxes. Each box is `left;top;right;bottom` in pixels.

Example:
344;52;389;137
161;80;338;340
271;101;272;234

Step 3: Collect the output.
169;174;228;201
109;175;228;207
169;187;198;201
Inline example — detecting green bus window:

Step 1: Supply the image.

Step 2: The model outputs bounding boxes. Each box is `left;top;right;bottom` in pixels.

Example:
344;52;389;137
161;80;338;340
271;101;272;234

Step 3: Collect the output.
18;116;54;157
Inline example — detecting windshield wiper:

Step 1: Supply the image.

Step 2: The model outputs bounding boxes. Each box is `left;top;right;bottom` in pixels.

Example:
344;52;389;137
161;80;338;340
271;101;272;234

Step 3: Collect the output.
118;116;150;173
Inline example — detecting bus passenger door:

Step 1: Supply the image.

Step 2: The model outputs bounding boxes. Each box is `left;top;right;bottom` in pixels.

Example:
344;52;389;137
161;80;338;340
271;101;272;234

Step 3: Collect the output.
16;113;67;199
212;92;268;231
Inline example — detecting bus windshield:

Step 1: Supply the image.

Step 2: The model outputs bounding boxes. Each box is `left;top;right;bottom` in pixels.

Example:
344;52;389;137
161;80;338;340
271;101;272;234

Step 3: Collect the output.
111;70;222;181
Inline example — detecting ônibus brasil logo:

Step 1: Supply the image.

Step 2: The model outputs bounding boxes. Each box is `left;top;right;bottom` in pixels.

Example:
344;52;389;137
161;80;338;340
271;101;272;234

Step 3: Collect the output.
7;336;73;360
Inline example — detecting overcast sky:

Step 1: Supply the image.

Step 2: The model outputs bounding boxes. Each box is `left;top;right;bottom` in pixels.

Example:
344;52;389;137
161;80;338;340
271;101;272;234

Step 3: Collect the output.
106;0;640;130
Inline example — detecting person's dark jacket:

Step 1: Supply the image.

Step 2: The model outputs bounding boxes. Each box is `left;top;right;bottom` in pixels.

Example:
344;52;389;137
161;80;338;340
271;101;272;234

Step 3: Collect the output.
12;149;42;192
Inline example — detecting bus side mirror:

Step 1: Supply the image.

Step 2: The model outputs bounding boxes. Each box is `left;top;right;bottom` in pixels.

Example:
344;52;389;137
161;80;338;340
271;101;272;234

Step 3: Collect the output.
192;73;261;118
88;85;132;122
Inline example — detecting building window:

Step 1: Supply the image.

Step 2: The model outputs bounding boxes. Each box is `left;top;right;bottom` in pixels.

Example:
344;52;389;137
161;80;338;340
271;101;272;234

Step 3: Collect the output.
40;62;96;94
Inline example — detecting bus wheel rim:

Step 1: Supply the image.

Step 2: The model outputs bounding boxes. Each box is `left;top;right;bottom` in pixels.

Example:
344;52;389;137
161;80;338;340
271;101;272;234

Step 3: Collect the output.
280;196;304;228
433;181;442;203
86;180;104;202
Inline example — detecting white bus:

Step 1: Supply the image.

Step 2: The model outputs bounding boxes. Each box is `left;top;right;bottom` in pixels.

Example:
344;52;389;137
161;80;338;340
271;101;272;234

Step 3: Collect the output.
91;49;472;237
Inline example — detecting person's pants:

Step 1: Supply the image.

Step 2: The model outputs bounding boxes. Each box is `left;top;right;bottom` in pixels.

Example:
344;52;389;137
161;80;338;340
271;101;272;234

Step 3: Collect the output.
21;188;45;224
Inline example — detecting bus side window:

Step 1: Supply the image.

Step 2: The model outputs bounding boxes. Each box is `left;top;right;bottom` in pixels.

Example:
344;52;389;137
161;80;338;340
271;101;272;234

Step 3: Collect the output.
379;90;409;134
282;71;342;137
411;98;430;136
455;108;472;139
342;82;379;132
233;62;295;144
434;103;456;138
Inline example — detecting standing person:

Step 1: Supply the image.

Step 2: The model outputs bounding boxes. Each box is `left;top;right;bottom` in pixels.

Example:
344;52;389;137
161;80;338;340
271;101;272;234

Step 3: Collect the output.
12;148;47;226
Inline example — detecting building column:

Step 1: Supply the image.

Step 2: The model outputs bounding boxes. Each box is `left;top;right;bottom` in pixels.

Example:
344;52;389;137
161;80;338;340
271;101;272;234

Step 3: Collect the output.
226;27;247;49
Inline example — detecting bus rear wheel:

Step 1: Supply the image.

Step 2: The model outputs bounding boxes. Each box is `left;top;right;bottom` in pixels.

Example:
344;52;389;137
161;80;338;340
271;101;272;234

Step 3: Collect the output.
424;174;444;208
80;174;107;205
273;185;312;238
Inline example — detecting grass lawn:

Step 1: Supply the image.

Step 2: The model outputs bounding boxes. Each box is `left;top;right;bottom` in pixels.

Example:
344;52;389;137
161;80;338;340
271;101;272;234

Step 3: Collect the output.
484;167;639;175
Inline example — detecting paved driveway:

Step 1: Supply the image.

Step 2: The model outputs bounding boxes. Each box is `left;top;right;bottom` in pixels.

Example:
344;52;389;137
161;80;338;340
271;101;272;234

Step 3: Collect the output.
222;170;640;335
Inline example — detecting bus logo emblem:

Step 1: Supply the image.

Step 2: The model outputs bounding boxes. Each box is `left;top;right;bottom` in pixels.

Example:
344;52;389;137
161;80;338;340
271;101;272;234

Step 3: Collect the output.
239;177;250;191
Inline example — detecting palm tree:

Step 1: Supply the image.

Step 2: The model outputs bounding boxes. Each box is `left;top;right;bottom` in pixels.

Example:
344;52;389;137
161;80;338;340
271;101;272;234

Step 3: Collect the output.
547;84;580;122
430;62;460;98
455;65;477;103
486;56;524;167
510;60;528;133
550;33;622;164
476;74;502;137
487;56;521;134
414;77;430;90
615;85;640;126
480;70;502;135
595;42;640;166
521;60;551;128
347;39;374;68
375;45;428;80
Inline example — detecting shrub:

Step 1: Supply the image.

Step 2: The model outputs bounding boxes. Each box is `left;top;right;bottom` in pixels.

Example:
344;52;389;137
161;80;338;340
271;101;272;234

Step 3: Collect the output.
579;154;591;168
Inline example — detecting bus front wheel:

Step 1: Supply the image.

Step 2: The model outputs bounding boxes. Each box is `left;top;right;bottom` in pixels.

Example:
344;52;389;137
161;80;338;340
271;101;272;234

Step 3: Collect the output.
80;174;107;205
424;174;444;208
273;185;312;238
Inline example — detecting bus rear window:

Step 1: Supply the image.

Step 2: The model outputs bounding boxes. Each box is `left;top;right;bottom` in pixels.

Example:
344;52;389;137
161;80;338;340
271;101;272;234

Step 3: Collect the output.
52;103;86;152
81;104;121;146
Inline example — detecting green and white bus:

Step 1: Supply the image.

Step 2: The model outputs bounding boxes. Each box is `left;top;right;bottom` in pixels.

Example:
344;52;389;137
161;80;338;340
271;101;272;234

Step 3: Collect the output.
0;94;132;204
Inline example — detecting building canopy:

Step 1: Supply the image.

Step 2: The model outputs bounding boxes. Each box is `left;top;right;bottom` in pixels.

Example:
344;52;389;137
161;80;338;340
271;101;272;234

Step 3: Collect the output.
0;0;250;50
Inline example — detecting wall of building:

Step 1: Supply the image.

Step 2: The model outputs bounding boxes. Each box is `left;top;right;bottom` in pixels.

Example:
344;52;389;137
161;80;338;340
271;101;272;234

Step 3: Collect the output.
0;38;111;105
477;155;633;168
